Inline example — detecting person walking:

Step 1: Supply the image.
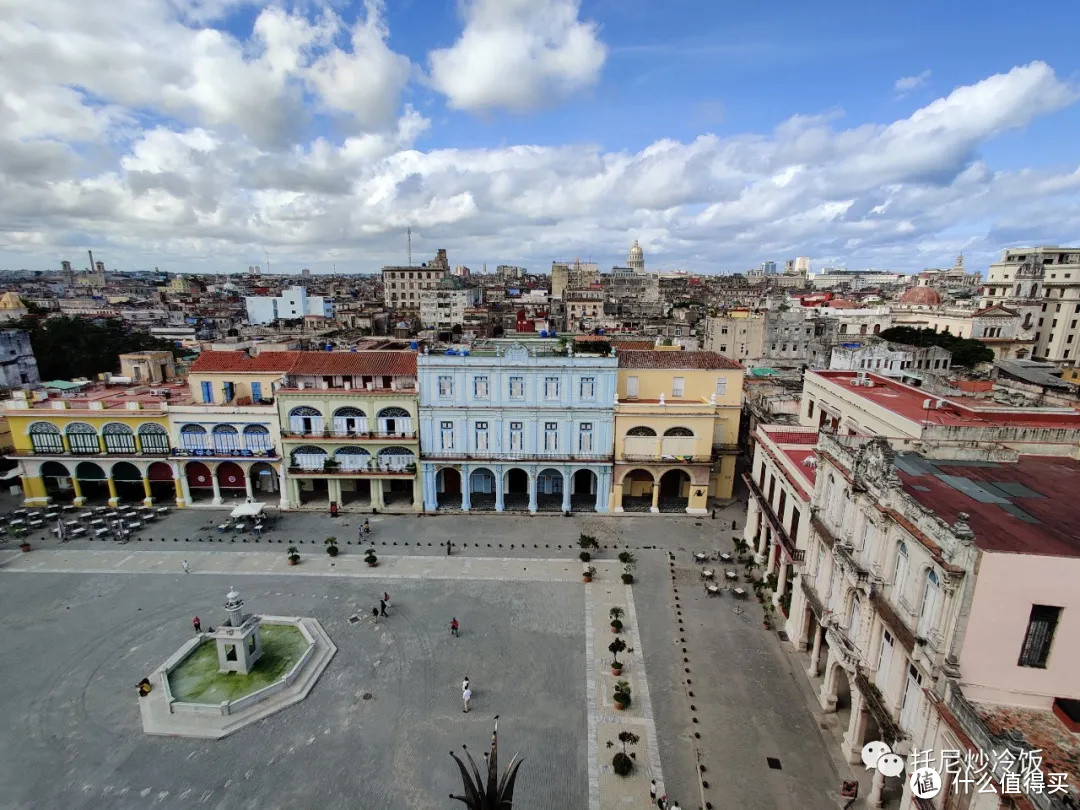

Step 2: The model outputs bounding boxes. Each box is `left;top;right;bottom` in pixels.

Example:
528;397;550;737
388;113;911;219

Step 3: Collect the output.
383;591;390;608
192;616;201;633
656;795;667;810
649;779;658;803
446;540;451;556
462;684;472;713
363;519;370;535
668;801;681;810
372;606;379;624
379;599;387;618
450;617;459;637
182;559;189;574
462;676;469;692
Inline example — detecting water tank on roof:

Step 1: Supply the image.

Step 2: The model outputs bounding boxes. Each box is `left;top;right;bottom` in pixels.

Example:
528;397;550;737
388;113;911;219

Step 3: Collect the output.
539;330;548;337
325;344;333;351
445;349;456;355
462;350;470;356
410;341;418;350
597;329;605;335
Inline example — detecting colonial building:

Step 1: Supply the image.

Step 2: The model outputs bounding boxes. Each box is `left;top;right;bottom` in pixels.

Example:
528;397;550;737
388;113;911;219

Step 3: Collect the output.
4;382;191;507
168;351;294;508
417;340;616;513
611;350;743;513
276;351;420;512
419;276;482;329
382;249;450;313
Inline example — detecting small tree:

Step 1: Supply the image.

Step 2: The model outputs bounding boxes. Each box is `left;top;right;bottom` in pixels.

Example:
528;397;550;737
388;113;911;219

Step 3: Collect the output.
608;637;626;670
365;547;378;566
287;545;300;564
325;536;339;557
618;551;637;584
617;730;640;755
613;679;631;708
578;533;599;551
609;606;624;632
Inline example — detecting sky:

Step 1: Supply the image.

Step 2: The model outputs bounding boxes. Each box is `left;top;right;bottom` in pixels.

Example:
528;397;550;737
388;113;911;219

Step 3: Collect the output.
2;0;1080;277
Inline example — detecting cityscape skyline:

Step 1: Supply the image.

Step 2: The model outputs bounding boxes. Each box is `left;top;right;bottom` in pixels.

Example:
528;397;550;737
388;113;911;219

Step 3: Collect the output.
2;1;1079;276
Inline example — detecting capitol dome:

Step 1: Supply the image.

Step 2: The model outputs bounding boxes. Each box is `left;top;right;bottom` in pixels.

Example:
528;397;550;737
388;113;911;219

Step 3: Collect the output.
627;240;645;273
898;286;941;306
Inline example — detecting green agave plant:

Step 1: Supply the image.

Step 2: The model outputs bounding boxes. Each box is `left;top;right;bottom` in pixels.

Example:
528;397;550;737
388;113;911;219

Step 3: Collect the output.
449;716;524;809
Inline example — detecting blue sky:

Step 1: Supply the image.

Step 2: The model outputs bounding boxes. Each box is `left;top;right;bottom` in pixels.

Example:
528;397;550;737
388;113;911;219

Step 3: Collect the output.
2;0;1079;276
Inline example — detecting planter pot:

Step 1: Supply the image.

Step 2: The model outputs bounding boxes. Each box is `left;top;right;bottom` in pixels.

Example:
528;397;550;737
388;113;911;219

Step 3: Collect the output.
611;666;623;676
367;561;378;567
582;575;592;583
614;700;628;711
610;626;619;633
288;558;298;565
20;543;31;552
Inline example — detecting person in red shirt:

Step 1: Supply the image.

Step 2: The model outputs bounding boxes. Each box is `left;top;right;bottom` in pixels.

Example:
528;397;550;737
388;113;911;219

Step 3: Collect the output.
193;616;201;633
450;617;459;637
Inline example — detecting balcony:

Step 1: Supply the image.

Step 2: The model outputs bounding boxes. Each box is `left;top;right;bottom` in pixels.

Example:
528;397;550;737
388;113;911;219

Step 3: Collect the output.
281;430;417;441
869;588;917;652
288;464;415;477
854;671;902;745
810;511;837;549
171;447;278;460
14;447;171;459
834;543;870;584
743;472;806;563
622;435;705;462
800;576;825;618
825;625;861;670
423;450;611;462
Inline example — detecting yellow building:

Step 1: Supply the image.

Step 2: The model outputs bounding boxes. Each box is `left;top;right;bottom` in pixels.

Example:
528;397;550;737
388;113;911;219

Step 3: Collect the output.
168;351;296;507
275;351;421;512
611;350;744;514
4;383;192;507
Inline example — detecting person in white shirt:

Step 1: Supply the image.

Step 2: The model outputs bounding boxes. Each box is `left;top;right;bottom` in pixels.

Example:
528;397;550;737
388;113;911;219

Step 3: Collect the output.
462;686;472;713
462;676;469;692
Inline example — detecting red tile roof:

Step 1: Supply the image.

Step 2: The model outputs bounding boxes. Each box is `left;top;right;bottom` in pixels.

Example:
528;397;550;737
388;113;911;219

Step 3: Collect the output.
288;351;417;376
189;351;302;374
617;350;744;370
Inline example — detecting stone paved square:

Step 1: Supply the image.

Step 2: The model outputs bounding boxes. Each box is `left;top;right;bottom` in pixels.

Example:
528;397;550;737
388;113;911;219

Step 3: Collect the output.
0;572;586;810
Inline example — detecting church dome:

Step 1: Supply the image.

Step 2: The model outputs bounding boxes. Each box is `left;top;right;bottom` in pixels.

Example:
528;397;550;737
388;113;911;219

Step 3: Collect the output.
629;240;643;259
898;286;941;306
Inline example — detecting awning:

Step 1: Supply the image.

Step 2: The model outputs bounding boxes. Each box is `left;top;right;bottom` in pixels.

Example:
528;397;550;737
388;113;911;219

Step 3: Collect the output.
230;502;265;519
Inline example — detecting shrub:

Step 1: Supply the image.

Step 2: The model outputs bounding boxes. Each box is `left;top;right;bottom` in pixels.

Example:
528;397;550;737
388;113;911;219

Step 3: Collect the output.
621;573;635;584
578;533;599;550
612;751;633;776
610;618;623;633
579;551;591;563
609;606;624;621
613;679;632;707
608;637;626;668
325;537;338;556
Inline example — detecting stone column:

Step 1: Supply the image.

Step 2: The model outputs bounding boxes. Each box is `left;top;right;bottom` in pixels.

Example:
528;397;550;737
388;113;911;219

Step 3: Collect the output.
371;478;384;510
868;765;886;807
460;467;472;512
173;477;185;507
423;465;439;511
327;478;341;507
743;498;760;549
528;471;537;513
755;525;768;561
106;476;119;508
772;557;789;606
650;481;660;513
70;476;85;507
818;647;839;711
842;693;869;765
243;468;254;500
807;624;823;677
142;476;153;507
180;472;192;507
277;468;289;510
766;540;779;577
210;468;223;506
596;469;610;513
288;477;300;508
611;476;623;513
495;473;505;512
561;471;572;512
412;475;423;512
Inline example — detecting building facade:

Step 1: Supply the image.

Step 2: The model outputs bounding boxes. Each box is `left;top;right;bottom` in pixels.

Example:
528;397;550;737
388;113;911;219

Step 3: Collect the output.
276;352;421;512
611;350;743;514
244;285;334;325
382;249;450;312
0;329;39;389
417;341;616;513
419;276;482;329
704;312;766;363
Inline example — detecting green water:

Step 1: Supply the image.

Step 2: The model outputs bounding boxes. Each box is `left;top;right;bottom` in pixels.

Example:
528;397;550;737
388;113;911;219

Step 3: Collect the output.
168;624;309;704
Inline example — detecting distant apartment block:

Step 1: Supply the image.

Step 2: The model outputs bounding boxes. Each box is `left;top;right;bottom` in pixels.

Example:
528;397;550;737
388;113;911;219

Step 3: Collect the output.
382;249;451;312
244;285;333;325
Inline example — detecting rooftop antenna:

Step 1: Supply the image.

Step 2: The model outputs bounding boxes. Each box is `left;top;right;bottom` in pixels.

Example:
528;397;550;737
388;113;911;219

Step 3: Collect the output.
265;250;270;276
407;227;413;266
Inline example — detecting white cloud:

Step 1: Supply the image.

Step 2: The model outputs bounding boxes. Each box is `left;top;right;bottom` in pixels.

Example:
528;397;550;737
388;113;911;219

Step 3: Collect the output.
428;0;607;112
895;69;931;94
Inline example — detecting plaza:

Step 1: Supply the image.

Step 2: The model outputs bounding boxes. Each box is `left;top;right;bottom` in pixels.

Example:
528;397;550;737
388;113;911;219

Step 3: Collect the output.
0;506;853;809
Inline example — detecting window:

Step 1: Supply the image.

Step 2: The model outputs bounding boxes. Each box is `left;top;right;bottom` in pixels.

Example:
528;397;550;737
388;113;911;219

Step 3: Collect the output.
222;382;234;403
899;662;923;731
579;422;593;452
777;490;786;522
440;421;454;450
250;382;262;403
288;406;323;436
509;376;524;399
66;422;100;455
544;377;560;399
473;376;489;398
474;421;489;451
768;474;776;504
243;425;271;452
212;425;240;454
180;424;209;451
102;423;136;454
544;421;558;451
438;375;453;397
139;423;170;454
28;422;64;453
626;376;639;398
580;376;596;398
917;570;940;637
200;381;213;403
807;400;815;419
672;377;685;397
715;377;727;396
892;541;909;600
1018;605;1061;668
509;421;523;451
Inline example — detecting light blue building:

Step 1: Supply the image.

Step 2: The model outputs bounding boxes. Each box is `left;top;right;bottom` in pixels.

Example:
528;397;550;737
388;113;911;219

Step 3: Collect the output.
417;341;616;512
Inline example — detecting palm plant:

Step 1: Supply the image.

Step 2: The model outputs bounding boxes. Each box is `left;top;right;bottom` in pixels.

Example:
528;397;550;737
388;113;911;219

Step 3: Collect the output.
449;716;524;809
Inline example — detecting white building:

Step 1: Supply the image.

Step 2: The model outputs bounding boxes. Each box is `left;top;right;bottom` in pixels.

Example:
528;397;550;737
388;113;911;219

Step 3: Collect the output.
419;277;482;329
244;285;334;325
382;249;451;312
829;341;952;378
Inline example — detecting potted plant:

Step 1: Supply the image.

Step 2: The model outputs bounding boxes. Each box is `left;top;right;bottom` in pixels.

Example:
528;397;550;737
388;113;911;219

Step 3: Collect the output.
610;730;640;776
578;533;599;553
579;550;591;563
609;606;624;633
19;539;31;552
609;637;626;675
365;548;378;567
618;551;637;584
287;545;299;565
613;679;631;710
582;565;596;583
325;536;339;557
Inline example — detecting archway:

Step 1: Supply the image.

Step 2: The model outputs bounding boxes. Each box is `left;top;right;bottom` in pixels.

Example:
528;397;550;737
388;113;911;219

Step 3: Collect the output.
147;461;175;503
504;468;529;510
536;468;563;511
40;460;73;502
831;665;853;741
469;467;496;510
620;469;654;512
248;461;278;501
185;461;215;501
297;477;329;506
658;469;691;512
572;469;598;512
436;467;462;510
74;460;108;503
216;461;246;500
111;461;143;503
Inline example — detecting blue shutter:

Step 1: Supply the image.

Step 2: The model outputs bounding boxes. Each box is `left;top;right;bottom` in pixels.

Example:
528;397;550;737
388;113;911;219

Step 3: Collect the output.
201;381;213;403
223;382;234;403
251;382;262;403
